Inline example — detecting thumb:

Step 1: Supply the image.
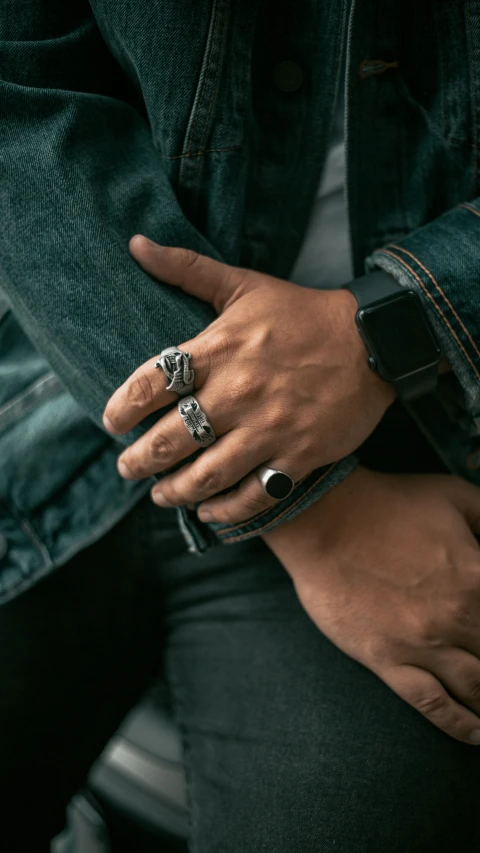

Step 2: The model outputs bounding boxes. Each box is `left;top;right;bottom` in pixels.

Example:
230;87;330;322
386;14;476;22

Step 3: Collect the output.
129;235;248;313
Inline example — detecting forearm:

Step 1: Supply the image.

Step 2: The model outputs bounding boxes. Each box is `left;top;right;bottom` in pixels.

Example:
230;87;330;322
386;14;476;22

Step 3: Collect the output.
0;8;218;438
0;3;362;549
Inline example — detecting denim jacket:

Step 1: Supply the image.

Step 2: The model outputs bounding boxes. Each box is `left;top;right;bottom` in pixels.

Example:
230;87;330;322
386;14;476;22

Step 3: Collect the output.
1;0;480;603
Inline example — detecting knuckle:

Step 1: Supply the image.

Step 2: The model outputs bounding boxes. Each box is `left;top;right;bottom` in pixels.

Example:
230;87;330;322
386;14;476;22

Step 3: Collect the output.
416;616;448;648
193;466;224;496
208;327;231;357
149;431;176;465
178;247;200;269
466;679;480;703
242;493;270;514
223;267;247;297
127;373;155;409
412;689;449;717
227;372;256;403
269;404;290;430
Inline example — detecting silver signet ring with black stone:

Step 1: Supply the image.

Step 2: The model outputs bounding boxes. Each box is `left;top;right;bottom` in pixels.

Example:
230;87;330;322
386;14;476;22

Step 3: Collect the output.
156;347;195;397
178;395;216;448
257;466;295;500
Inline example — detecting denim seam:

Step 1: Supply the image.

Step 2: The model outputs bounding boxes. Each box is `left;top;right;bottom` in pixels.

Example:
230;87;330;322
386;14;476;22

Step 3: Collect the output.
220;463;338;542
1;497;52;574
0;372;63;433
192;0;228;193
161;146;240;160
163;655;197;853
183;0;221;160
358;58;399;79
435;6;449;140
460;201;480;217
388;243;480;361
466;0;479;192
379;249;480;383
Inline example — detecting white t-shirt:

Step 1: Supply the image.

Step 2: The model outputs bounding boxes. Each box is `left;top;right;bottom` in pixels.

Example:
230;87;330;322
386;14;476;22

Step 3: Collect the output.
290;86;353;290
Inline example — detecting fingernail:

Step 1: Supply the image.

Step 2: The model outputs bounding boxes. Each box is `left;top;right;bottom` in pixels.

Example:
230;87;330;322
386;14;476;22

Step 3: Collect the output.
198;509;214;522
469;730;480;745
151;490;173;508
117;459;133;479
103;415;115;433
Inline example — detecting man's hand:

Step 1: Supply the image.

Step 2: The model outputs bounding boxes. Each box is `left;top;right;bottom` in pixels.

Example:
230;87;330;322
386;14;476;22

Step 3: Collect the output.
104;237;394;523
264;467;480;745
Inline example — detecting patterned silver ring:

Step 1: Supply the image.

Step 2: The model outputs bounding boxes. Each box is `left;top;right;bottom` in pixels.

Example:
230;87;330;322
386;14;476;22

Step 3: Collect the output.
178;395;216;448
257;466;295;500
156;346;194;397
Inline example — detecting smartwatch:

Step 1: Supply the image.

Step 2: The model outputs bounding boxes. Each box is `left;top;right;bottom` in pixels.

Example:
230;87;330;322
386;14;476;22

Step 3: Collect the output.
346;271;442;402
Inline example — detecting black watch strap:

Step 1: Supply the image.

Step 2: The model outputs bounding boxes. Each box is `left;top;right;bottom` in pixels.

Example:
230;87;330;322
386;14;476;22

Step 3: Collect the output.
346;271;440;402
348;271;405;305
392;362;439;401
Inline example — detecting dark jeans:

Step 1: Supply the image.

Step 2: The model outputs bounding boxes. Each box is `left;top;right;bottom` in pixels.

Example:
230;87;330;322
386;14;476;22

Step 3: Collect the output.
1;404;479;852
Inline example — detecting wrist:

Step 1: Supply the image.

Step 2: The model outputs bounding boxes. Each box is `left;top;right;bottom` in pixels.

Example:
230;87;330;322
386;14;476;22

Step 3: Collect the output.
263;465;373;574
345;272;442;402
333;288;396;411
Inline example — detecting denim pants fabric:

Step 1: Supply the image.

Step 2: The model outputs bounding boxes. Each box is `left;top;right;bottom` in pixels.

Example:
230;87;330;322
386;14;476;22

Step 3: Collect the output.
1;406;479;853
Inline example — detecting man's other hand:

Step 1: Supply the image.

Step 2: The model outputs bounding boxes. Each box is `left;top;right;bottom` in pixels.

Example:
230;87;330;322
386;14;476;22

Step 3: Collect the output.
265;467;480;746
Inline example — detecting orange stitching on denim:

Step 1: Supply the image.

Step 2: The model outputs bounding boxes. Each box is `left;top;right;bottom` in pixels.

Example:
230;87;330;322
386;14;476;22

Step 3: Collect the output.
359;58;399;79
460;202;480;217
389;243;480;362
381;249;480;383
162;146;240;160
220;464;338;543
218;473;311;535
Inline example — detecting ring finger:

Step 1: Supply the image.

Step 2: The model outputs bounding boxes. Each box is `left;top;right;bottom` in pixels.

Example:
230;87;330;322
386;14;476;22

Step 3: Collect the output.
196;459;303;525
150;429;275;507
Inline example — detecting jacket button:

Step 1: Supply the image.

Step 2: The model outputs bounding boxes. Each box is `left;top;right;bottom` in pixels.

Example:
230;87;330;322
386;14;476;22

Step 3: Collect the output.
273;60;304;93
0;534;8;560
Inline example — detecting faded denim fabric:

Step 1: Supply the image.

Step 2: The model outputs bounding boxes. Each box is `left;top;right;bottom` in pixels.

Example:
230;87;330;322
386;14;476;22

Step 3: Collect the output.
0;0;480;601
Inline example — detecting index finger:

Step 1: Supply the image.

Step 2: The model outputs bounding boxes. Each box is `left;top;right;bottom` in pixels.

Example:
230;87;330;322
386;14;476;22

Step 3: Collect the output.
129;237;245;313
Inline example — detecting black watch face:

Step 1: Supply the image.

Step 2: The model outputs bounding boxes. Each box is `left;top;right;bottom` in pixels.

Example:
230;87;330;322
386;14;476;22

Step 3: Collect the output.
357;292;441;382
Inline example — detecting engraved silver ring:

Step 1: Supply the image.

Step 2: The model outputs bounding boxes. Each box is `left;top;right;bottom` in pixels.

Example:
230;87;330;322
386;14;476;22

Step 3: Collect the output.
178;395;216;448
156;346;194;397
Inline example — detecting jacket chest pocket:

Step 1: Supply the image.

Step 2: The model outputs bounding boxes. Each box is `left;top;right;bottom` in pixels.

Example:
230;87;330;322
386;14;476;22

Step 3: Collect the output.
178;0;257;202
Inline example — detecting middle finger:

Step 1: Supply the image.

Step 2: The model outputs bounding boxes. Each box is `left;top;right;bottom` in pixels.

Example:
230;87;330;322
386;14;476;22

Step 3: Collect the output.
103;340;210;436
117;391;229;480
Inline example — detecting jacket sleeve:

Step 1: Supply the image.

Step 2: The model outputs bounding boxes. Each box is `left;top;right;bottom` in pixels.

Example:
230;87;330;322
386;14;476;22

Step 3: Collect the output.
368;201;480;423
0;3;357;550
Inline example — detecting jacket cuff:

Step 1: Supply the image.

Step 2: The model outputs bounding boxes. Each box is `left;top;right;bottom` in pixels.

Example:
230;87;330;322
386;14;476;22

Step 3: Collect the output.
177;455;359;553
367;202;480;418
